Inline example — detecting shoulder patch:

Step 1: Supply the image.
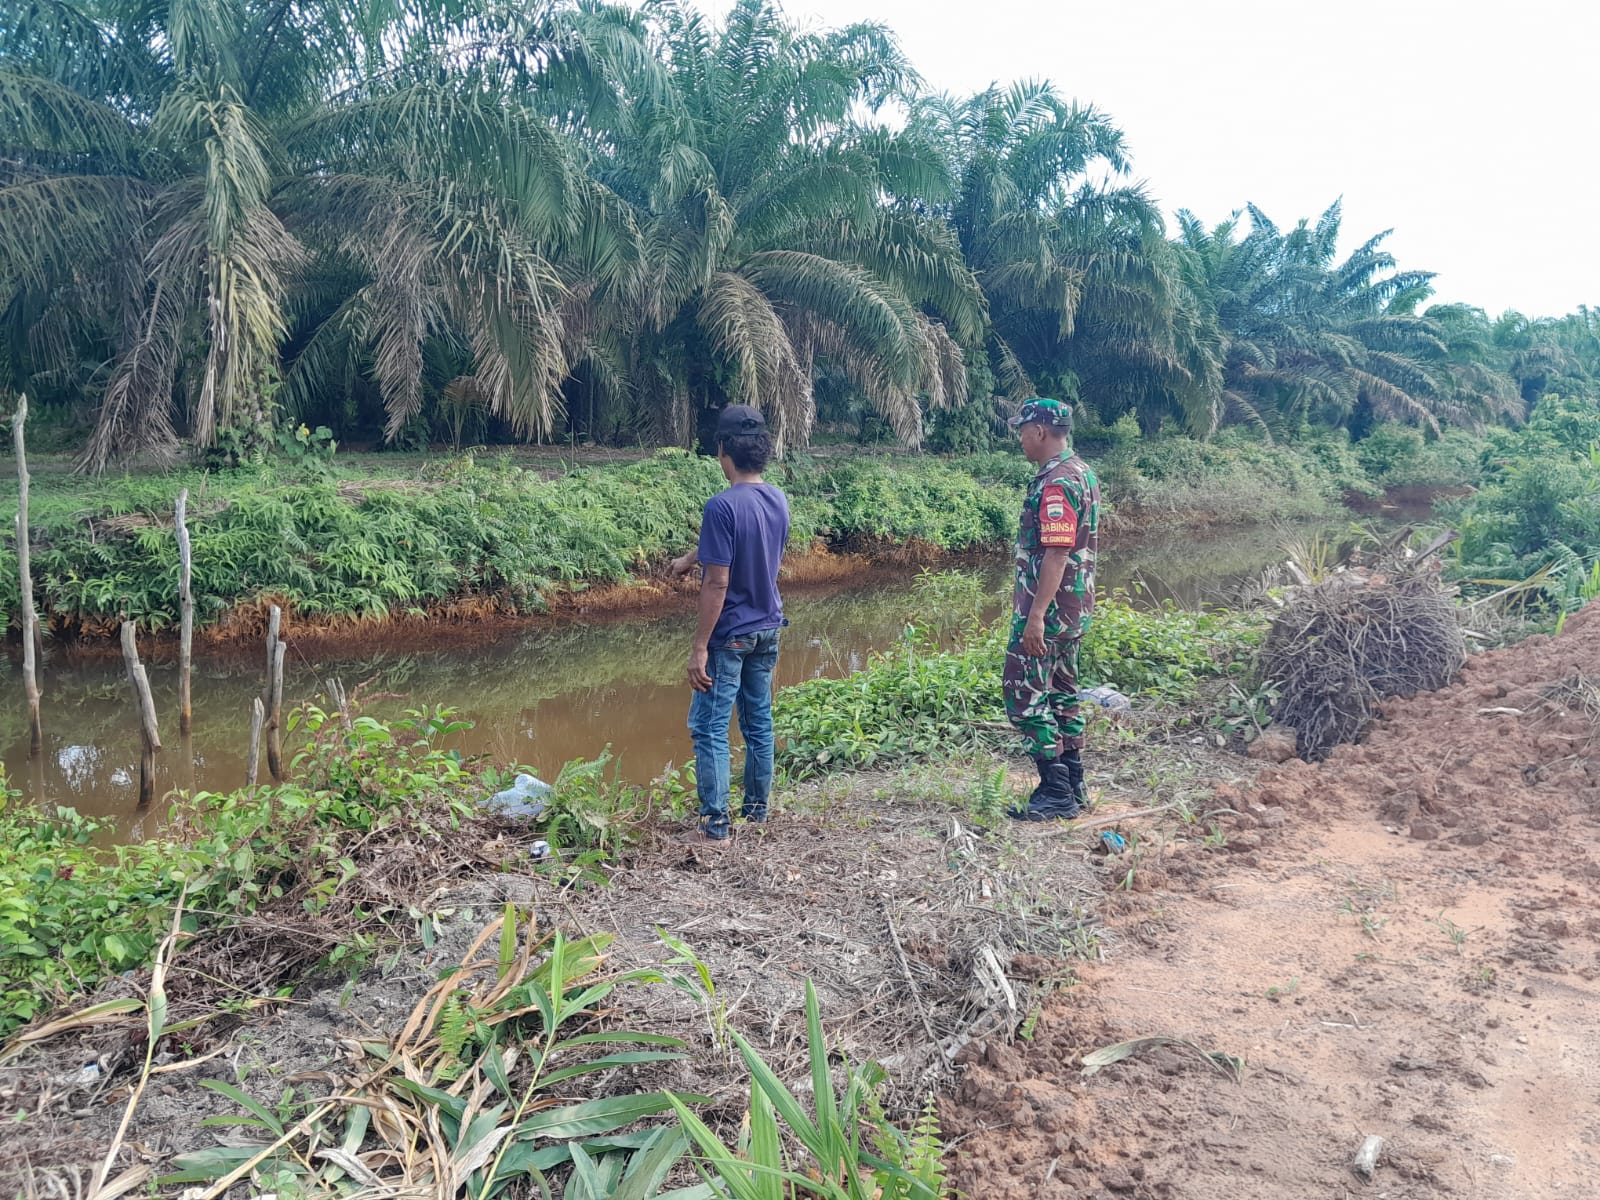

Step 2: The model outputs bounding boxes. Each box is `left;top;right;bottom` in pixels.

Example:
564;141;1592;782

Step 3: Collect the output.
1039;483;1077;547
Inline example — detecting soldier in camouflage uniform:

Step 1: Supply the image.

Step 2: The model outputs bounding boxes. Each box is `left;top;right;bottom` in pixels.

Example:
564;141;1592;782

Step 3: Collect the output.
1003;398;1100;820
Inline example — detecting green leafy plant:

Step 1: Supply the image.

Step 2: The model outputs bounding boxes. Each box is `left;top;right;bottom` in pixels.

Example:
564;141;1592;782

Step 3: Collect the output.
1215;679;1281;743
1429;913;1468;951
658;930;731;1054
169;909;706;1199
775;597;1265;777
0;706;485;1038
966;765;1012;829
667;981;945;1199
1443;396;1600;612
533;752;647;860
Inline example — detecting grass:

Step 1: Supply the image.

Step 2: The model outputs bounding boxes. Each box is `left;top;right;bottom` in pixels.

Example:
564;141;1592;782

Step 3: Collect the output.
0;424;1484;637
1265;977;1300;1000
773;595;1267;778
1430;913;1468;952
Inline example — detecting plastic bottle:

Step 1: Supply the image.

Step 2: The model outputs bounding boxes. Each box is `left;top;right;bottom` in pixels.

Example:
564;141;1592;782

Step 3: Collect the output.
484;773;552;818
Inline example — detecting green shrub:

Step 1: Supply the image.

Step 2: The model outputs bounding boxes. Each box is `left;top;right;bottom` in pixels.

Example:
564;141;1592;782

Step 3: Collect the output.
0;450;737;629
1354;425;1425;479
800;458;1016;549
1444;395;1600;607
1071;410;1141;457
946;450;1034;489
0;707;478;1036
773;598;1264;776
1384;428;1486;487
0;426;1490;634
1093;432;1361;521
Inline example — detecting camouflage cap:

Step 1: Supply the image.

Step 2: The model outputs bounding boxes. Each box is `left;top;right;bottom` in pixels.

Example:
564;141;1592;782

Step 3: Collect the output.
1007;397;1073;430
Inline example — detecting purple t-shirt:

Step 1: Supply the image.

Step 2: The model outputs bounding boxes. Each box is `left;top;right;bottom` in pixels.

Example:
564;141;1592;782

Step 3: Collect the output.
697;482;789;643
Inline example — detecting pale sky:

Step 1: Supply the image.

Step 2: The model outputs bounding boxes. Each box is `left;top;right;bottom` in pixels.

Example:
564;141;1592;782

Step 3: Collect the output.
691;0;1599;318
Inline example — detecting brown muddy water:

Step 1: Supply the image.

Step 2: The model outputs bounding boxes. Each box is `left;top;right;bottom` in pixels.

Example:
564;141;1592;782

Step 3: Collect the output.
1;514;1402;831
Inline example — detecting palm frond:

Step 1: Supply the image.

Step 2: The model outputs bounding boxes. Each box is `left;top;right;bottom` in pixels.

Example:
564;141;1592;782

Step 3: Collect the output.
0;175;149;292
740;250;922;387
0;68;135;164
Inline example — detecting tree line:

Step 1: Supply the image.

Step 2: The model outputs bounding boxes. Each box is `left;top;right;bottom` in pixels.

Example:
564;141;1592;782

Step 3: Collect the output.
2;0;1597;470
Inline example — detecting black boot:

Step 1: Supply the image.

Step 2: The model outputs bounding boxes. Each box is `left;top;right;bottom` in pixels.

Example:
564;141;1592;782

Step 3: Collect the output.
1058;749;1088;810
1008;756;1083;822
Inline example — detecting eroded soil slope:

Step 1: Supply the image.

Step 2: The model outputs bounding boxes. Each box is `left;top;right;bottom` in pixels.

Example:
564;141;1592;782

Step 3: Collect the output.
946;605;1600;1200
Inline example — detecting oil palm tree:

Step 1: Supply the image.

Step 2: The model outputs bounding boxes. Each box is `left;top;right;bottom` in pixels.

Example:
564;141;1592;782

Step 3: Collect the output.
0;0;644;468
1050;202;1223;435
1422;303;1527;427
1471;307;1600;410
573;0;985;452
1178;201;1453;437
904;81;1220;435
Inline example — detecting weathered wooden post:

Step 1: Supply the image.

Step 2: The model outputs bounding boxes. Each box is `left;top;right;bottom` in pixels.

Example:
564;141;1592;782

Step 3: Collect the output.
13;395;42;756
262;605;286;781
176;489;194;735
120;621;161;807
263;603;280;718
245;696;266;787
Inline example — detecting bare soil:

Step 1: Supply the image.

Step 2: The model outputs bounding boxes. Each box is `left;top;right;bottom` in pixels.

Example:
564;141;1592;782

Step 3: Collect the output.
943;604;1600;1200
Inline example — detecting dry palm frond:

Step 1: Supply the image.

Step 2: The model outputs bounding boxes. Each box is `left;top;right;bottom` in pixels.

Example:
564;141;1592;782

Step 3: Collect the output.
1263;564;1466;760
83;267;187;470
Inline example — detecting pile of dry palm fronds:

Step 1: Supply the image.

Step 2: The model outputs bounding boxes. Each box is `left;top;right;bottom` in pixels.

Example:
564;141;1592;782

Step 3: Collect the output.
1262;528;1467;760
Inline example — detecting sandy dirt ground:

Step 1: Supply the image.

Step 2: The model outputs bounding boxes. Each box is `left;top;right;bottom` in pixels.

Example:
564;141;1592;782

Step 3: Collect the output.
944;606;1600;1200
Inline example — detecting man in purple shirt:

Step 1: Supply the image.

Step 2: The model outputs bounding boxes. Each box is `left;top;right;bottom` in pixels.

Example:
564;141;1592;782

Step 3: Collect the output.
669;405;790;845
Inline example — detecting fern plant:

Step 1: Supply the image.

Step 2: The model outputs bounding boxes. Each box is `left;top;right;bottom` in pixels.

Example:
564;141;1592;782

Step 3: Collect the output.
967;765;1010;829
870;1096;948;1200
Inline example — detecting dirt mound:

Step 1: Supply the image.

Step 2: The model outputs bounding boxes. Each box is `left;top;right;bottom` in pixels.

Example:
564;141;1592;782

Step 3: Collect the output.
943;603;1600;1199
1245;601;1600;838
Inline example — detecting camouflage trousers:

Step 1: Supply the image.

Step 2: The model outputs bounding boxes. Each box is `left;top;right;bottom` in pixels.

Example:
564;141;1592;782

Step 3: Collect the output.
1003;615;1085;758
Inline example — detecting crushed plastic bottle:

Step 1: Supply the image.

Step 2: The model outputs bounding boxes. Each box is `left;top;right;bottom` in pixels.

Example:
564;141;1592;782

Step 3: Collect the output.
484;773;552;818
1079;684;1132;712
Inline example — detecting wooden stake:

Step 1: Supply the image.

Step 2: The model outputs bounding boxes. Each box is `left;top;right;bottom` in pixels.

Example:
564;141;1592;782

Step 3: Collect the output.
263;604;280;706
13;395;41;756
266;639;286;782
245;697;265;787
176;489;194;735
261;604;287;781
120;621;161;808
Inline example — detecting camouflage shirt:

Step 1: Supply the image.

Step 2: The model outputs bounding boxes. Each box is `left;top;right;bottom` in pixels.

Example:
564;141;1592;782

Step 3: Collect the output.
1013;450;1100;639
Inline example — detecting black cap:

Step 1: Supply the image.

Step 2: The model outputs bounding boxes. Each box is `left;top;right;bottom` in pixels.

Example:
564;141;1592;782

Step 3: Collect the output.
716;404;766;438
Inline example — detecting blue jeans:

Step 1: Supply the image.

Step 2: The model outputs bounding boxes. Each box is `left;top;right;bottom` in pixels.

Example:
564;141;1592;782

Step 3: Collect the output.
687;627;781;838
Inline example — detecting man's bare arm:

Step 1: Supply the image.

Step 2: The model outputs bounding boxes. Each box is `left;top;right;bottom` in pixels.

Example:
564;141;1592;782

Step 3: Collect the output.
687;563;731;690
